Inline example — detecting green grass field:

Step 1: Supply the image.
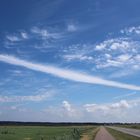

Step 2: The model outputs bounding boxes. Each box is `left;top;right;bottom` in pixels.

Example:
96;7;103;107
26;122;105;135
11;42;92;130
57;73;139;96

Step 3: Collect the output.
0;125;96;140
106;127;140;140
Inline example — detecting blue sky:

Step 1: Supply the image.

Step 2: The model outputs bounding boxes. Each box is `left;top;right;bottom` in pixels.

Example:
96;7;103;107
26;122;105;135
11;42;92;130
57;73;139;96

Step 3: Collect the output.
0;0;140;122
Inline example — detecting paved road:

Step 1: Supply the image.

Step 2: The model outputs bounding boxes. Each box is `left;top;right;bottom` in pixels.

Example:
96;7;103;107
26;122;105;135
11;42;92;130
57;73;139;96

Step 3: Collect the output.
95;126;115;140
107;126;140;138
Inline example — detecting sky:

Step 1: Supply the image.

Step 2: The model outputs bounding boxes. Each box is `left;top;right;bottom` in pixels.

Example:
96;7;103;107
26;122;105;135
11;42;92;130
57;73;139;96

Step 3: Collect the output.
0;0;140;122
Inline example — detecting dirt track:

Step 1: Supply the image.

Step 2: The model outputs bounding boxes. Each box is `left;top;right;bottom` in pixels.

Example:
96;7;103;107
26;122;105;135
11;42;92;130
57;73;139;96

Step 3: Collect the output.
94;126;115;140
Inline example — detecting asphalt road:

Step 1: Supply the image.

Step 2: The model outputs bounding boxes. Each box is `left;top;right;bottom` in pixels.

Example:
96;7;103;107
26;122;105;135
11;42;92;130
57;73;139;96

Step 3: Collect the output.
107;126;140;138
95;126;115;140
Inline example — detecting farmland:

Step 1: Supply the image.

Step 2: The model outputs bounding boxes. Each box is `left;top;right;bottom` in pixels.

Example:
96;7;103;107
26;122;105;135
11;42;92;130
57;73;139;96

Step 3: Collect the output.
1;124;140;140
0;125;96;140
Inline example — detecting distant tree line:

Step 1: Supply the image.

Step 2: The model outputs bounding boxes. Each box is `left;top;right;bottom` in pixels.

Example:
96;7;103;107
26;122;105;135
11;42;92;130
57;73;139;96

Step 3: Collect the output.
0;121;139;126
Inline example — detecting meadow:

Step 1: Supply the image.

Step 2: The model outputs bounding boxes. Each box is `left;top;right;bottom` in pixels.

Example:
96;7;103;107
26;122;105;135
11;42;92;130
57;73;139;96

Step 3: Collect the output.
1;124;140;140
0;125;96;140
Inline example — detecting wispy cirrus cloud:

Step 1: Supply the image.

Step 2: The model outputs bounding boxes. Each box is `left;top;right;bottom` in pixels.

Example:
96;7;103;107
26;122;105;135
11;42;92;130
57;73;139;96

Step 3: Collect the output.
63;54;93;61
31;26;63;39
113;92;137;100
0;92;52;102
6;31;29;42
6;35;21;42
0;54;140;90
3;26;140;79
3;26;63;52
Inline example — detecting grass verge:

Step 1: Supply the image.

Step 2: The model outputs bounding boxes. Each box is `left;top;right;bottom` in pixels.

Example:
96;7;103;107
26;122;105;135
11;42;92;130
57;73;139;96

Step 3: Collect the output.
116;124;140;130
80;127;99;140
106;127;140;140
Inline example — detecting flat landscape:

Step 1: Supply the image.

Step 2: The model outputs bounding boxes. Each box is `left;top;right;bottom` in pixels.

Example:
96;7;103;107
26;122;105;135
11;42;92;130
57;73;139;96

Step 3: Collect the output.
1;124;140;140
0;125;96;140
0;1;140;140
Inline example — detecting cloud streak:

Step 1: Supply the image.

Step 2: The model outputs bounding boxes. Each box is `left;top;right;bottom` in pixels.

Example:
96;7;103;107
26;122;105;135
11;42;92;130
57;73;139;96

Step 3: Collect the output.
0;93;51;102
113;92;137;100
0;54;140;90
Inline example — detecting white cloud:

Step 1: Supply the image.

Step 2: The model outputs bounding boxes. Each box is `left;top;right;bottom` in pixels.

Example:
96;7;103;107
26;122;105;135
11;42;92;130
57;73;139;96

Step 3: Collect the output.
67;24;77;32
61;36;140;78
95;38;131;52
31;27;48;37
121;26;140;35
6;35;21;42
63;54;93;61
95;43;106;50
82;99;140;122
43;99;140;122
94;37;140;74
31;27;62;39
110;41;129;51
62;101;72;112
97;54;132;68
1;99;140;122
0;92;51;102
96;59;123;69
0;54;140;90
43;101;82;120
62;101;79;117
84;103;109;112
61;44;94;62
110;100;130;109
60;32;139;77
84;100;131;113
117;54;131;62
21;32;28;39
105;53;112;59
5;31;28;44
